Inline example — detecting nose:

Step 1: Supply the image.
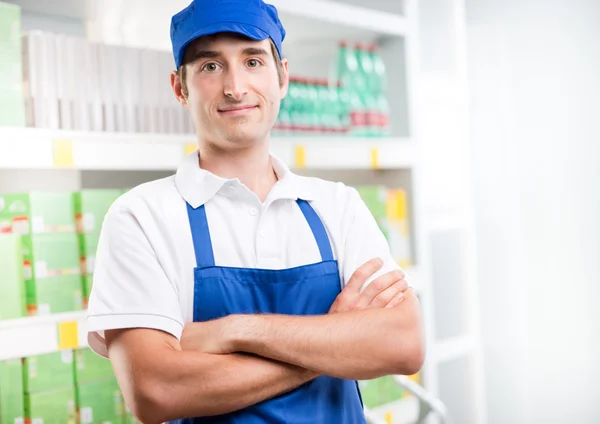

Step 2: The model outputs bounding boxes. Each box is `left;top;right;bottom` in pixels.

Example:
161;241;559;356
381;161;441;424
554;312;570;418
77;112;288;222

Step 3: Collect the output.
223;67;249;101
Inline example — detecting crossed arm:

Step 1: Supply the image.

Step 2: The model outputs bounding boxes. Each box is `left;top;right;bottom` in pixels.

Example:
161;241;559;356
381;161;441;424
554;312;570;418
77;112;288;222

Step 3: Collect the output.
106;259;424;423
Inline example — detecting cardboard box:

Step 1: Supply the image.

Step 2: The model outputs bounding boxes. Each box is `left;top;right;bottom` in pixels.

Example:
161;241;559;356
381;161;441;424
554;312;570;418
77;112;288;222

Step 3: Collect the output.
24;386;76;424
76;378;125;424
0;359;25;424
74;348;114;386
78;233;99;276
0;234;26;320
82;275;94;308
0;2;25;127
0;192;75;234
74;190;121;234
23;351;74;394
26;274;83;316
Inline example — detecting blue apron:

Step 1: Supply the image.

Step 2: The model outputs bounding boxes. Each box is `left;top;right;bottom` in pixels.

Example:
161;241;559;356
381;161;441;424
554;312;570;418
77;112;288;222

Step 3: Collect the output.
171;199;366;423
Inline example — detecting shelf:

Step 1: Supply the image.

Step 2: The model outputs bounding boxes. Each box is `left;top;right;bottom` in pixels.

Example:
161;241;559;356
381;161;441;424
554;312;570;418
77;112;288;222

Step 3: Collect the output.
10;0;408;50
0;311;87;361
0;127;417;171
368;396;420;424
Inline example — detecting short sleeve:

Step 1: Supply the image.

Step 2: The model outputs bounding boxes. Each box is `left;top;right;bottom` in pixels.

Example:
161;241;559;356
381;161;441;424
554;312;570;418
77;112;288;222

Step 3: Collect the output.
341;187;407;289
87;206;184;358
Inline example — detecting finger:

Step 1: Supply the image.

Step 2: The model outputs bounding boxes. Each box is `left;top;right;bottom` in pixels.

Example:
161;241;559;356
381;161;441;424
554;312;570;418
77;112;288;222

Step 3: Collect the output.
366;277;408;309
344;258;384;294
355;269;405;310
385;291;407;308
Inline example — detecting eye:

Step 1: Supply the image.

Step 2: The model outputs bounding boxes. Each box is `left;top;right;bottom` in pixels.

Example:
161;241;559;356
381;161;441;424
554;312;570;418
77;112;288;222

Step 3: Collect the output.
201;62;221;72
247;59;261;68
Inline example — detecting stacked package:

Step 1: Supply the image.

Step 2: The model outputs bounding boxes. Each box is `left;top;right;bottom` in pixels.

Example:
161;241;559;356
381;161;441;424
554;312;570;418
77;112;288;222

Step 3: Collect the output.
74;190;121;307
23;351;77;423
0;192;82;316
0;359;25;423
75;348;125;423
21;30;193;134
0;2;25;127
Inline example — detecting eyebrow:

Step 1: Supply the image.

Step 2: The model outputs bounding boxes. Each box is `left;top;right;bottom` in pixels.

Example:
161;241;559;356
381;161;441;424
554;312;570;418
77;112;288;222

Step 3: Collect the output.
193;50;221;60
193;47;269;61
241;47;269;57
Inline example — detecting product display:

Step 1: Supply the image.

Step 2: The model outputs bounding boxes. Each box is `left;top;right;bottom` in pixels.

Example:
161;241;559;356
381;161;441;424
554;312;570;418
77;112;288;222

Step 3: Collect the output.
77;378;125;424
22;350;74;394
74;348;115;386
0;234;26;320
74;190;121;234
22;233;82;315
0;192;75;234
359;376;405;409
0;2;25;127
0;359;25;424
24;386;76;424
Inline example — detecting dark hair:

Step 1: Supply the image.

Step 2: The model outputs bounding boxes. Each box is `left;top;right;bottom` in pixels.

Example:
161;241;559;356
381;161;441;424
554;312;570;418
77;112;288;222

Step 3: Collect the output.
177;38;284;98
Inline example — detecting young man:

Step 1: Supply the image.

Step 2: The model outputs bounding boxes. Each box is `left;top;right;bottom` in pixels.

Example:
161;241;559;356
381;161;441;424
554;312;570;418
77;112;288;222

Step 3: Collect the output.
86;0;424;423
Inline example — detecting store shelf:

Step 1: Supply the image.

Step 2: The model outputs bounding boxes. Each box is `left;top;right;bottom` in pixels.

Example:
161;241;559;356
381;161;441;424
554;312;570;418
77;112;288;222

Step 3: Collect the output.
369;396;420;424
0;127;417;171
9;0;408;50
0;311;87;361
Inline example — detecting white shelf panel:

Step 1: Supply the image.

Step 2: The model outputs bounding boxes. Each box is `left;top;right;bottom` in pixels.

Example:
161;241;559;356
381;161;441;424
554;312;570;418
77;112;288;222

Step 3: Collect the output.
0;128;417;171
10;0;408;51
432;335;475;364
0;311;88;360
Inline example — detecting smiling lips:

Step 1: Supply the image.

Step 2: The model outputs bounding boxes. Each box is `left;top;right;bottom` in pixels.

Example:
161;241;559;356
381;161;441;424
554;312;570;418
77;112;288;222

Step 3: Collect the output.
218;105;258;115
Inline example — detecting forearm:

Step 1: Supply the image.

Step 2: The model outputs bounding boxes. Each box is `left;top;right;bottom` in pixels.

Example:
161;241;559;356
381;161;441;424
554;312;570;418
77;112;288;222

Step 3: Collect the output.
231;290;424;380
107;329;317;423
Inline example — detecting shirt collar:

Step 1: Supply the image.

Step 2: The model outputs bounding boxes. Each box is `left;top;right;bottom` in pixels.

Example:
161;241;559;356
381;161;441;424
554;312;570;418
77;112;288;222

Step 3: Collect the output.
175;151;315;208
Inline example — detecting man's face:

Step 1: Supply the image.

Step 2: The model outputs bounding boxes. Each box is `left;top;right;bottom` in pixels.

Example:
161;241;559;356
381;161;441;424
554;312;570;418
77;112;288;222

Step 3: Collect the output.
179;33;288;149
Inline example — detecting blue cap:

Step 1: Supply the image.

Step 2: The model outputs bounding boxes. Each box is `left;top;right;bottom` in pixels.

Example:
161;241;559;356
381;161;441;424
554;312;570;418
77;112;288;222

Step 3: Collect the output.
170;0;286;68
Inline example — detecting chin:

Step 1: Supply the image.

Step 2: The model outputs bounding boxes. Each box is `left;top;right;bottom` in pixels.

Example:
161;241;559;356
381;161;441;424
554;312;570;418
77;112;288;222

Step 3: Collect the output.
220;128;269;147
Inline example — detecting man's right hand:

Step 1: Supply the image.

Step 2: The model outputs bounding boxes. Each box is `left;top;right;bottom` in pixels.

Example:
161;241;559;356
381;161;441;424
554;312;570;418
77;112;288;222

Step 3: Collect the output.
329;258;409;314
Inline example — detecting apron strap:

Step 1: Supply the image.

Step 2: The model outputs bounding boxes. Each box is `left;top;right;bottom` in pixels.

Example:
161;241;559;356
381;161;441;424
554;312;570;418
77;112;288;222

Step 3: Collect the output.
186;203;216;268
296;199;335;262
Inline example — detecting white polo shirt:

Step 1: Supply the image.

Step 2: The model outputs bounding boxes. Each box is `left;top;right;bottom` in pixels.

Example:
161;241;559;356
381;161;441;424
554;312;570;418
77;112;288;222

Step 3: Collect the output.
87;151;404;357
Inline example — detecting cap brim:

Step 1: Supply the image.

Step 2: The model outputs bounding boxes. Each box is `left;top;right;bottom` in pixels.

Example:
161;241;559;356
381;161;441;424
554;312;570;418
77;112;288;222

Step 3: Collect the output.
177;21;270;68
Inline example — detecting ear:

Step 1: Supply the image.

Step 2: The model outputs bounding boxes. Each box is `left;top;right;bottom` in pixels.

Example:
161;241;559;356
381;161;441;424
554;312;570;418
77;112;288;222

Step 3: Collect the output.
280;58;290;99
170;70;189;108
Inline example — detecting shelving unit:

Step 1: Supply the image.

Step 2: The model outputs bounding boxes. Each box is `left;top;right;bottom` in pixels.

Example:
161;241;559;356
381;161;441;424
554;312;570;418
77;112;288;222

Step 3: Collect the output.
0;0;461;423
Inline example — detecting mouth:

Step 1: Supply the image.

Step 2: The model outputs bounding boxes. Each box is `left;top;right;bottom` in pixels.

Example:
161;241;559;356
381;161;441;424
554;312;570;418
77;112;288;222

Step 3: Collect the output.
218;105;258;116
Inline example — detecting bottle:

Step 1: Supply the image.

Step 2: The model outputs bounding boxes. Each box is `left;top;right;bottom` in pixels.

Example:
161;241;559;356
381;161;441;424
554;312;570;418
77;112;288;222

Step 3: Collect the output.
369;44;391;136
305;78;320;135
336;81;351;136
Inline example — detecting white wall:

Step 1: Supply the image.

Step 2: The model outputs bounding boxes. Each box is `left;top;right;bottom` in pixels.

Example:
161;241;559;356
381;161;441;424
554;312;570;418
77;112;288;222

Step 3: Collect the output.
466;0;600;423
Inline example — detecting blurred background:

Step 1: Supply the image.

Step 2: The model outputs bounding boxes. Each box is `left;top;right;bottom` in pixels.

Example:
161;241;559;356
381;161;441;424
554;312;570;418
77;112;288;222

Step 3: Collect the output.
0;0;599;423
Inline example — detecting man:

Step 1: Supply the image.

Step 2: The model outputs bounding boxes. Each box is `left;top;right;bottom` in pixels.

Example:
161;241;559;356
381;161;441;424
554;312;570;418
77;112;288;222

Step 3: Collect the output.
86;0;424;423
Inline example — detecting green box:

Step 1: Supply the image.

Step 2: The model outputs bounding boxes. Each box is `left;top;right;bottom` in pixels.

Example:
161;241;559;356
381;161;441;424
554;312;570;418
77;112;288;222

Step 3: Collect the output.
358;376;405;409
24;386;76;424
355;186;389;239
26;274;83;316
74;348;114;386
74;190;121;234
23;351;75;394
76;378;125;424
0;192;75;234
78;233;100;275
0;359;25;424
0;234;26;319
126;411;142;424
82;275;94;308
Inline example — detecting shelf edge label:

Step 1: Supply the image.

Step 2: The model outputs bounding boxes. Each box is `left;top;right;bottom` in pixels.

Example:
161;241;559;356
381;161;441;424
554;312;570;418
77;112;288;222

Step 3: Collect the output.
53;139;74;168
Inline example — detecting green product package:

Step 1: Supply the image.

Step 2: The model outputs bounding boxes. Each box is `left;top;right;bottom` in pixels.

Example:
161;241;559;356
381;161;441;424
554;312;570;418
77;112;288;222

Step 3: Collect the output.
24;386;76;424
74;190;121;234
0;192;75;234
76;378;125;424
0;359;25;424
23;350;75;394
358;376;405;409
78;233;100;275
0;234;26;319
0;2;25;127
355;186;389;239
82;275;94;308
21;233;82;315
74;348;115;386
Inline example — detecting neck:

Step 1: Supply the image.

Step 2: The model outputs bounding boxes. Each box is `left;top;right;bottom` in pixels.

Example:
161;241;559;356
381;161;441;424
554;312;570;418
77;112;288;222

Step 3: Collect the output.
198;138;277;202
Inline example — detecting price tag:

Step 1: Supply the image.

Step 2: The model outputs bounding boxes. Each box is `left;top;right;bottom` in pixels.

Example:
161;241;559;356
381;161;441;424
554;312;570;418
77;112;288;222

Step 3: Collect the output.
294;145;306;168
53;139;74;167
184;143;197;156
370;147;380;169
58;321;79;350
